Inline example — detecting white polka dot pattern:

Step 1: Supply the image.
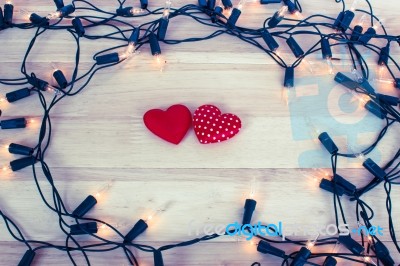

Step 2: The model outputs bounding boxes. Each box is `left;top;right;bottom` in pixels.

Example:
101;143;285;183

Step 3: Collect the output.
193;105;241;144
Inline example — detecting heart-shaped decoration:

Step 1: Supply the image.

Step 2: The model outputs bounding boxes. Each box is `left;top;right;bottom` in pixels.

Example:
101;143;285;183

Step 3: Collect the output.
193;104;241;144
143;104;192;144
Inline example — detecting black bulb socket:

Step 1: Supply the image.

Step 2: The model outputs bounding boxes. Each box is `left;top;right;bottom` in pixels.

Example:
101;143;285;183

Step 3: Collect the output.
350;25;363;41
363;158;386;180
140;0;148;9
72;195;97;217
358;27;376;44
10;156;36;172
286;36;304;58
319;178;345;196
290;247;311;266
221;0;233;9
59;4;75;17
6;88;31;103
242;198;257;225
373;240;395;266
198;0;207;7
339;10;354;32
149;33;161;55
283;0;297;14
365;100;387;119
96;53;120;65
54;0;64;9
157;18;169;41
129;28;140;44
227;8;241;28
29;13;49;26
262;30;279;52
116;7;133;17
257;240;286;258
212;6;223;23
268;11;283;28
124;219;148;242
321;38;332;59
70;222;98;235
284;67;294;88
338;235;364;255
154;250;164;266
72;18;85;37
9;143;34;156
334;72;359;90
18;250;36;266
322;256;337;266
333;12;344;30
377;93;398;106
318;132;338;154
378;45;390;66
207;0;216;10
1;118;27;129
332;174;356;196
53;69;68;89
4;3;13;25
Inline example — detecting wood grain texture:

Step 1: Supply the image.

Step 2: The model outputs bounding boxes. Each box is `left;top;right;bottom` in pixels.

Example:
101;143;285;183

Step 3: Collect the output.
0;0;399;265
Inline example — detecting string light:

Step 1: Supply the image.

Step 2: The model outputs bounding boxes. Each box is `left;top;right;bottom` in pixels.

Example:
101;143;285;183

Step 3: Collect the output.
0;1;399;265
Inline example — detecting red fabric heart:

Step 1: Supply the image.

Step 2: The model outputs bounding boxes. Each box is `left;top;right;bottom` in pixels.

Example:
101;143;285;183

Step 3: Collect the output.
193;105;241;144
143;104;192;144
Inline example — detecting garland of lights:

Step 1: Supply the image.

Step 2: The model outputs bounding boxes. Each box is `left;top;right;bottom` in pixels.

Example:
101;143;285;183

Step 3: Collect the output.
0;0;399;265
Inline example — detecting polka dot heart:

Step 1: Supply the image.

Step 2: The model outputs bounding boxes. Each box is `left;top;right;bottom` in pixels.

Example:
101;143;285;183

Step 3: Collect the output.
193;104;242;144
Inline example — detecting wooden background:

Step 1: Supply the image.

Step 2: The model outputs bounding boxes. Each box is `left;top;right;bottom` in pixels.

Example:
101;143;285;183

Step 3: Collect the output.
0;0;399;265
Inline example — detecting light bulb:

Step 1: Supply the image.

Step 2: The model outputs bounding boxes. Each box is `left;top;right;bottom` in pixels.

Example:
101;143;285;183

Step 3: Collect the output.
363;256;377;266
154;54;166;72
377;65;386;80
278;6;288;17
301;58;314;73
351;69;364;83
326;59;334;75
293;10;303;20
305;117;322;140
19;9;32;21
373;19;384;31
248;176;257;200
306;233;320;250
357;14;367;27
1;164;11;173
237;0;246;10
144;206;166;224
0;94;7;104
350;0;360;12
94;180;114;200
348;90;370;107
6;0;12;4
130;7;145;15
46;11;61;20
44;84;61;95
162;0;172;20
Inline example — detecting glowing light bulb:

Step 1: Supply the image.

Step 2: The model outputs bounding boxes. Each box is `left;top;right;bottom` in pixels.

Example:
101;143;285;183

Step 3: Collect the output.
301;58;314;73
0;94;7;104
19;9;32;21
154;54;166;72
305;117;322;140
373;19;384;31
278;6;288;17
144;207;165;224
94;180;115;200
357;14;367;27
6;0;12;4
44;84;61;95
306;233;319;250
46;11;61;20
162;0;172;20
326;59;334;75
363;256;377;265
350;0;360;11
377;65;386;80
348;90;370;107
293;10;303;19
248;176;257;200
2;164;11;173
351;69;364;83
237;0;246;10
130;7;145;15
